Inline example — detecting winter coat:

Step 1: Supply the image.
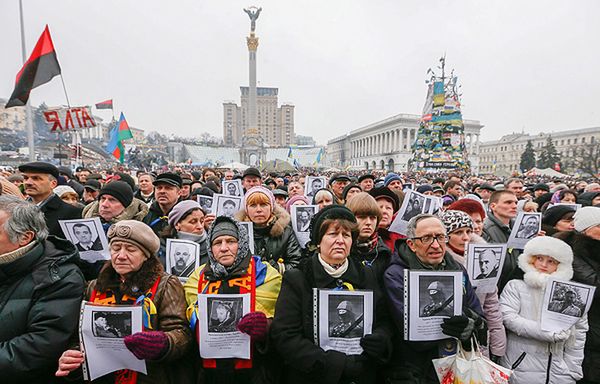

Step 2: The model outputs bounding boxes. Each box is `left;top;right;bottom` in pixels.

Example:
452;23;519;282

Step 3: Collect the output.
350;235;392;284
554;230;600;382
85;256;194;384
482;212;521;292
41;193;83;238
445;233;507;358
0;236;85;384
499;246;587;383
383;239;484;384
144;200;178;236
271;254;395;384
236;205;303;274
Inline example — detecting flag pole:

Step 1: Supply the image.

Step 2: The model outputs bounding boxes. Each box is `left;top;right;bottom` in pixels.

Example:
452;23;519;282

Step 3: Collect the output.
18;0;34;161
59;75;71;108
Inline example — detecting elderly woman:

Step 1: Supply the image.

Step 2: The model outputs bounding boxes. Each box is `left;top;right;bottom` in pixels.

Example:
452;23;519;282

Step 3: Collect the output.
440;210;506;361
541;205;576;236
184;216;282;383
56;220;193;383
158;200;209;268
271;205;394;384
236;186;302;274
312;188;338;210
346;192;392;280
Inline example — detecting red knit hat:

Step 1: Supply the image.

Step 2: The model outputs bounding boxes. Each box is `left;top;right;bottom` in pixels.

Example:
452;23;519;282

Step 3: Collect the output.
447;198;486;219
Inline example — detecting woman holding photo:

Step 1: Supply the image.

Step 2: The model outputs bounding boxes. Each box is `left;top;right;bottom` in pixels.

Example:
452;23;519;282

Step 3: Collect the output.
56;220;193;383
499;236;587;383
235;186;302;274
271;205;394;384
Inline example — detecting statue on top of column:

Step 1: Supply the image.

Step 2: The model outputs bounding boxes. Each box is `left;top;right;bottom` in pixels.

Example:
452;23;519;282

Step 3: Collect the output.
244;6;262;32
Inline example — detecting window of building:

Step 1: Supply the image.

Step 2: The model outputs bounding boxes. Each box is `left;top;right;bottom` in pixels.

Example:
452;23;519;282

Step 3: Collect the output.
582;137;586;144
574;138;578;144
567;139;570;145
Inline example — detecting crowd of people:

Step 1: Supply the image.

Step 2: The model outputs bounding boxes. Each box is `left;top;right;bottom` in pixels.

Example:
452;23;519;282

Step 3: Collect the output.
0;162;599;383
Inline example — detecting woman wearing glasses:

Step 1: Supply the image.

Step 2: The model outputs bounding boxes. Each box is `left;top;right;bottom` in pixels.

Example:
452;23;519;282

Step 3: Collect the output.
383;213;485;383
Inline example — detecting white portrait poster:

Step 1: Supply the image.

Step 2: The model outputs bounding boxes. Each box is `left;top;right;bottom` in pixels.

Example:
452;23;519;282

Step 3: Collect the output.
541;278;595;332
211;194;243;219
389;189;428;235
166;239;200;282
197;195;213;214
222;179;243;197
313;289;373;355
59;217;110;262
404;270;463;341
291;204;319;249
305;176;327;198
466;243;507;293
197;293;251;359
80;303;146;381
238;221;255;253
507;211;541;249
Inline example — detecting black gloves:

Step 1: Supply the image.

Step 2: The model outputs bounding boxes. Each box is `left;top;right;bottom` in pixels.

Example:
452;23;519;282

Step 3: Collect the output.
342;354;367;378
360;333;392;363
441;315;475;342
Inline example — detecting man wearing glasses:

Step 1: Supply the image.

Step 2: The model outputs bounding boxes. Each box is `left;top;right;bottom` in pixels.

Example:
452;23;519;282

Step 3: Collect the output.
383;214;485;381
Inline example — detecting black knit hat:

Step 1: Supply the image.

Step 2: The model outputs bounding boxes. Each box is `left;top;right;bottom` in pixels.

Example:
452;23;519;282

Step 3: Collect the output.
99;181;134;208
369;186;400;212
342;183;362;201
309;205;357;246
542;205;576;227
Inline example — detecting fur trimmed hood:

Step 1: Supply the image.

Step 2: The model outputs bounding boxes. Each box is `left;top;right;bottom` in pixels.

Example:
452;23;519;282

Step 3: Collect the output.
235;204;291;238
518;236;573;288
83;197;149;224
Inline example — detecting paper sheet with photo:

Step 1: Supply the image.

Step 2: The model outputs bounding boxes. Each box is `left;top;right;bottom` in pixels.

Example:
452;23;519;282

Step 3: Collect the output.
507;211;541;249
238;222;255;253
222;179;243;197
424;196;443;215
313;289;373;355
59;217;110;262
197;293;251;359
197;195;213;214
291;205;319;249
541;278;595;332
389;189;429;235
166;239;200;282
404;270;463;341
466;243;507;293
211;194;243;218
80;302;145;381
304;176;327;198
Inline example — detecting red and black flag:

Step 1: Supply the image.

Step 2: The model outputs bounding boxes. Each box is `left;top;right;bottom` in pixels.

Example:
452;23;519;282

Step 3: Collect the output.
95;99;113;110
5;25;61;108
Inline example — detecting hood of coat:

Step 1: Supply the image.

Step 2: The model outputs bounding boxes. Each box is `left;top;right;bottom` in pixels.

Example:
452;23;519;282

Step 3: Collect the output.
235;204;291;238
83;197;149;223
518;236;574;288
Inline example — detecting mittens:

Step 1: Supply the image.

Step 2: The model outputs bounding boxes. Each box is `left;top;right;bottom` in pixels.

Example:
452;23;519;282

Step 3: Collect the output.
124;331;169;361
441;315;475;342
237;311;268;342
360;333;391;362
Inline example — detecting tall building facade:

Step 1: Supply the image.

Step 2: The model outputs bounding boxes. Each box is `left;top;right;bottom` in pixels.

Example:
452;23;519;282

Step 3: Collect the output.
223;87;295;147
0;100;26;131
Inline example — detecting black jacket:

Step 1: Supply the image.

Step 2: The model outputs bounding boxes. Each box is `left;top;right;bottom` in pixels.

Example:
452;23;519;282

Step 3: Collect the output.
555;230;600;382
0;236;85;383
144;201;175;236
271;255;394;384
350;236;392;285
482;212;520;292
41;194;83;238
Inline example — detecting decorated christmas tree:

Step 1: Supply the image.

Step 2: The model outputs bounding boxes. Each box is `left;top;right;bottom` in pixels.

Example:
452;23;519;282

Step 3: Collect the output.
411;56;469;172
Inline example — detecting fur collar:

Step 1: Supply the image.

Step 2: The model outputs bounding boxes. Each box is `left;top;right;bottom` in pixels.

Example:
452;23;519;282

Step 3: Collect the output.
83;198;149;224
235;205;290;237
95;256;163;297
518;252;573;289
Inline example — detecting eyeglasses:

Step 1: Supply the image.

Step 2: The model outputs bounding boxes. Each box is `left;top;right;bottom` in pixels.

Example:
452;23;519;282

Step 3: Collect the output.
411;234;448;245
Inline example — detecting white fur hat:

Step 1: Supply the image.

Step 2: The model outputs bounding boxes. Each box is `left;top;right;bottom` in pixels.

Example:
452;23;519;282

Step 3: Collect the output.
574;206;600;233
518;236;573;285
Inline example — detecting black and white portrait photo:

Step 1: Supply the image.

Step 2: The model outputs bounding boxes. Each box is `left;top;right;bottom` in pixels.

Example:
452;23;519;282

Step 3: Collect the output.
59;218;109;262
72;222;103;251
547;281;588;318
419;275;455;318
305;176;326;198
402;194;426;222
213;194;242;218
207;297;243;333
474;247;501;280
92;311;132;339
223;179;243;197
516;214;540;239
328;294;365;339
197;196;213;214
166;240;199;279
295;206;316;232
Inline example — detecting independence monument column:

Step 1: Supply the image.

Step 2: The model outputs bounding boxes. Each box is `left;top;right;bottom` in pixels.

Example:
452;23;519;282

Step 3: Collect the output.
244;6;261;135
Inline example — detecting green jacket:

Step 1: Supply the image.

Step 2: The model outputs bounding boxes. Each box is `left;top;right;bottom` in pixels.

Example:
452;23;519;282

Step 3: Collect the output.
0;236;85;383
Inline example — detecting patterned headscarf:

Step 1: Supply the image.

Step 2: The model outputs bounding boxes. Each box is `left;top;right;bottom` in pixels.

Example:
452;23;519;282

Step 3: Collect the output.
205;216;251;280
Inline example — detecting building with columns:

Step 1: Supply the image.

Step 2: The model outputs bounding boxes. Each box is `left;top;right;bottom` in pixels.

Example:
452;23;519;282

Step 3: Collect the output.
326;113;483;172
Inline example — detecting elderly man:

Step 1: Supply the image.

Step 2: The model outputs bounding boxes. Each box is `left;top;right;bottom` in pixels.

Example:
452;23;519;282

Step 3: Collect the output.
0;196;85;383
329;173;351;202
242;167;262;192
383;214;484;382
358;174;376;192
287;181;304;198
83;181;147;230
476;249;500;279
18;162;82;238
134;172;155;204
144;173;182;236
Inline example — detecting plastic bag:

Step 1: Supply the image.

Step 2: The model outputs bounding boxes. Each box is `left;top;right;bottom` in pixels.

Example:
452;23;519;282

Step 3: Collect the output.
432;339;512;384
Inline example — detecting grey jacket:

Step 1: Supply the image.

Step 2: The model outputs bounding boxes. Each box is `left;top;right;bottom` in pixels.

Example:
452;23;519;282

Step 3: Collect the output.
482;213;520;292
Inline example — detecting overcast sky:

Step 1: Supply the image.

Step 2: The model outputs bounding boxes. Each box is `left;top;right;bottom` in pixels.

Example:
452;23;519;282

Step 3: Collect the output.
2;1;599;145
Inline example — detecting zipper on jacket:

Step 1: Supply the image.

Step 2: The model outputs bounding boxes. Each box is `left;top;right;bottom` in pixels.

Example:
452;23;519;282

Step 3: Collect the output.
545;352;552;384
